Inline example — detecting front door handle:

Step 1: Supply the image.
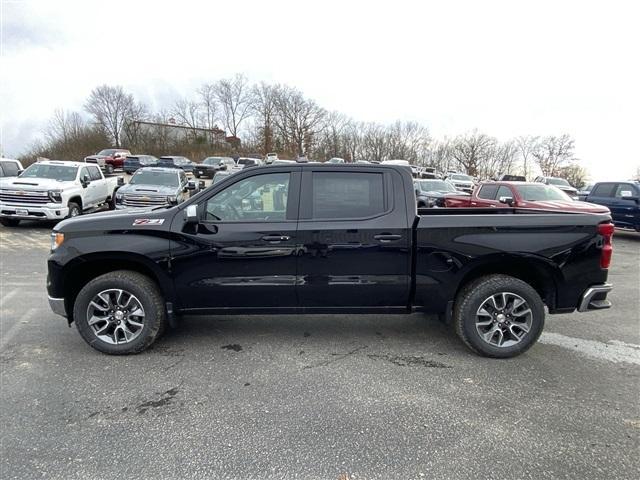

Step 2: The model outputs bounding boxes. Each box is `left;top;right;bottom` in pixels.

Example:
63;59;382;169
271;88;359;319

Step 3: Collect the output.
374;234;402;243
261;235;291;242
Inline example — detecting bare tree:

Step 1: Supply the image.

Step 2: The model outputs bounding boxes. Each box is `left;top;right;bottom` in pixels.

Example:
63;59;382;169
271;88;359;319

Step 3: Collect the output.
273;86;325;156
46;109;85;144
252;82;280;154
557;163;588;189
516;135;539;180
532;134;576;176
450;131;497;177
84;85;139;147
214;74;254;139
197;83;219;130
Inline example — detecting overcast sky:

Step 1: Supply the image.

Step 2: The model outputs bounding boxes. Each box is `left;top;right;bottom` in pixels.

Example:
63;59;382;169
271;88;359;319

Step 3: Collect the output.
1;0;638;179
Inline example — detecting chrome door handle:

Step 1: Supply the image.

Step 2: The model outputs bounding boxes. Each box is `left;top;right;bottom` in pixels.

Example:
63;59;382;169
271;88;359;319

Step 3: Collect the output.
261;235;291;242
374;234;402;243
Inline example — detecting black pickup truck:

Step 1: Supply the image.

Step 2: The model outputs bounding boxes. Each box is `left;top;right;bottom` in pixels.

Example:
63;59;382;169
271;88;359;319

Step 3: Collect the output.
47;164;614;358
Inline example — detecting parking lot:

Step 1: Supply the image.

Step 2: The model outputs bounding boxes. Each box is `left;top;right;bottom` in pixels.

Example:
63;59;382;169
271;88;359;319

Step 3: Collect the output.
0;222;638;479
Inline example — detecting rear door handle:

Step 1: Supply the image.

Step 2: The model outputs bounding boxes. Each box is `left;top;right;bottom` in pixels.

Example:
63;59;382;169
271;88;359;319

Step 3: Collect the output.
261;235;291;242
374;234;402;243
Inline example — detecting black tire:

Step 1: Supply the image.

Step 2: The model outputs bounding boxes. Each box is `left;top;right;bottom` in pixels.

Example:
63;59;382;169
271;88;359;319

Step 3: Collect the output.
73;270;166;354
107;196;116;210
105;164;114;175
67;202;81;219
0;218;20;227
417;202;426;208
453;274;545;358
194;172;200;179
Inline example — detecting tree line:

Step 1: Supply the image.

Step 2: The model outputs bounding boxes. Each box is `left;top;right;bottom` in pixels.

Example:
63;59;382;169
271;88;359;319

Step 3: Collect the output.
20;74;588;186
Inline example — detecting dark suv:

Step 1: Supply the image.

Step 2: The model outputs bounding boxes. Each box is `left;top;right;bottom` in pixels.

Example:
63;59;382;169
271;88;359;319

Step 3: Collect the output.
584;181;640;232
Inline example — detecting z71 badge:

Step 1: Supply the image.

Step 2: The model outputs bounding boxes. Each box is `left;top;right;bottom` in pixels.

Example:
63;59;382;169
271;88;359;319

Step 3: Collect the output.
133;218;165;226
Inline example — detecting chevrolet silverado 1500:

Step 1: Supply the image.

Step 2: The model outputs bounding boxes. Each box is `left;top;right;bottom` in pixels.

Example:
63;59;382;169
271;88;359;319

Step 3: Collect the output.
47;164;614;357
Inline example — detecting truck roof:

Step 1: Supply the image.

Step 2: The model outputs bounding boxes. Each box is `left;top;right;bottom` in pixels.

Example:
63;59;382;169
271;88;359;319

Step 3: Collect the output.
135;167;182;174
37;160;87;167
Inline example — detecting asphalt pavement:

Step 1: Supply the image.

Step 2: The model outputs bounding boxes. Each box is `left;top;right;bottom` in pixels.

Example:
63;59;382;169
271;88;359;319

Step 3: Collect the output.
0;221;638;480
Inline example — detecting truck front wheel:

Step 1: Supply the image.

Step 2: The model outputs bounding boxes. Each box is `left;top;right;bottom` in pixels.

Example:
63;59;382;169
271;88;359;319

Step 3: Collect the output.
67;202;81;219
453;275;545;358
73;270;167;354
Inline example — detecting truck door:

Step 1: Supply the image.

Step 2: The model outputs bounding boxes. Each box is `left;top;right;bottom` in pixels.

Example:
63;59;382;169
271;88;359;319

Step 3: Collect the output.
87;165;107;203
296;168;411;310
610;183;640;229
587;183;616;212
169;168;301;311
471;184;500;207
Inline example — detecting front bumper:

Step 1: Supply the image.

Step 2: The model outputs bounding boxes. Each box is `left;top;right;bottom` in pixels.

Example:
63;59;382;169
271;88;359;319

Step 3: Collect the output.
0;203;69;220
578;283;612;312
48;296;67;317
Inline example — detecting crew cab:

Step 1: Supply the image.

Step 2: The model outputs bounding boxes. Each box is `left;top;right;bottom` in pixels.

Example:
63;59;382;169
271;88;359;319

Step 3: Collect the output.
158;156;196;173
0;160;119;226
123;155;159;174
115;167;189;209
85;149;131;174
47;164;613;358
582;181;640;232
444;181;610;214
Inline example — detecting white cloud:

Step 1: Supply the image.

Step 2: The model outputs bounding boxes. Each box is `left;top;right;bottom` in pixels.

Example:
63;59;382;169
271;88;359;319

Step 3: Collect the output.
1;0;638;179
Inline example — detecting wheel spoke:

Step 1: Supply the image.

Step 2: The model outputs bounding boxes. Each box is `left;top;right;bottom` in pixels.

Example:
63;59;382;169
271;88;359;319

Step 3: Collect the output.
127;319;143;328
512;308;531;318
478;307;493;318
89;301;108;312
86;289;145;345
88;315;105;326
95;323;110;335
476;291;533;348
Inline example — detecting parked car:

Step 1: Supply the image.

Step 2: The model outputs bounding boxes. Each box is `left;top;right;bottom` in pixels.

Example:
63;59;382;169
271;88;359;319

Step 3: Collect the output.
0;158;24;178
264;153;279;164
270;159;296;165
582;181;640;232
236;157;263;169
534;176;579;200
115;167;189;209
414;179;460;207
48;164;613;358
577;183;595;201
194;157;235;179
123;155;159;174
444;181;610;213
157;156;195;173
212;170;234;184
499;174;527;182
420;167;439;179
327;157;345;164
85;149;131;174
0;160;119;226
446;173;476;193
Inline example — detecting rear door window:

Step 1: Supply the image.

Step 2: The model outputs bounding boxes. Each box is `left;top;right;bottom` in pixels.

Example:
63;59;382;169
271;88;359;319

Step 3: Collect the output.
88;166;102;180
614;183;638;199
310;172;385;219
591;183;616;197
477;185;498;200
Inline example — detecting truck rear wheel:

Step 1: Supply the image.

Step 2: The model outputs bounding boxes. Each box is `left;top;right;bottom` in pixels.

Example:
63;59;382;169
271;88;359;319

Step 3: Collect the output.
73;270;167;354
453;275;545;358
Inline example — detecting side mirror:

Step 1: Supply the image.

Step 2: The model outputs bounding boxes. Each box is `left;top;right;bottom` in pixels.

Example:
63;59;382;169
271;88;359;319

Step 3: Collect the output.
415;188;420;196
185;204;199;224
81;174;91;187
182;186;189;193
17;169;24;175
117;176;125;186
187;180;196;191
199;180;205;190
499;196;514;206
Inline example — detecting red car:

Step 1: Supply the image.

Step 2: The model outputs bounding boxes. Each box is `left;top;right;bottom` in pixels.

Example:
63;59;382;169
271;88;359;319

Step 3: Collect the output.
84;148;131;174
444;181;610;214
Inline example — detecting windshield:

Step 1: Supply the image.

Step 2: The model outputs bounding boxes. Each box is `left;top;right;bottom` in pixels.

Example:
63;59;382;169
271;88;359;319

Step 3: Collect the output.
130;170;179;187
20;164;78;181
548;178;571;187
203;157;223;165
97;149;117;156
213;173;230;184
515;185;572;201
417;180;456;192
237;159;256;166
451;174;473;181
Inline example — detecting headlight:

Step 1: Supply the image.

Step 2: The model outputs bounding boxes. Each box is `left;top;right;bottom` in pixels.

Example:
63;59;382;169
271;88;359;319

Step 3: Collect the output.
48;190;63;202
50;232;64;251
115;192;123;200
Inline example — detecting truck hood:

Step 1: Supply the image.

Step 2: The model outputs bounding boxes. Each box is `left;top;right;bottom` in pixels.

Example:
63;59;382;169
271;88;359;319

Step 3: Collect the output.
519;200;610;213
420;190;468;198
85;155;109;160
118;184;178;196
556;185;578;195
0;177;76;191
55;206;176;233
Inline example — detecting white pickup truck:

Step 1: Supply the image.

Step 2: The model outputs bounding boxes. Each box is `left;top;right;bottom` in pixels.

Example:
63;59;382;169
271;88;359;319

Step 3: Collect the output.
0;160;120;227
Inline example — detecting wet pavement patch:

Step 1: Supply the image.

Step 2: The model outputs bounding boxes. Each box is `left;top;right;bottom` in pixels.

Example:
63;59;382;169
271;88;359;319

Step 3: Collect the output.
136;387;179;414
221;344;242;352
368;354;452;368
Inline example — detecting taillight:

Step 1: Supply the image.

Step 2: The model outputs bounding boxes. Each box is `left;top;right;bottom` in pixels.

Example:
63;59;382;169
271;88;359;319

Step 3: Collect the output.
598;223;614;269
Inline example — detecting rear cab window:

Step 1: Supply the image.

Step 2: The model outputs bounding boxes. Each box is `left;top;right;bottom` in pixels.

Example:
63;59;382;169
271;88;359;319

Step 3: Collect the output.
302;171;389;220
591;183;616;197
477;185;498;200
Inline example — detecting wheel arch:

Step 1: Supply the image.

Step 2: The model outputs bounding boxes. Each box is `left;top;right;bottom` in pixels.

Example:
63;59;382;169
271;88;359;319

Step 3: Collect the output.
68;196;83;210
454;254;561;309
61;252;174;323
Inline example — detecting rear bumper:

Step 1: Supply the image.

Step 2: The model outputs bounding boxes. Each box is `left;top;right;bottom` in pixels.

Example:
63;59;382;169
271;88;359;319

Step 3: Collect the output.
0;203;69;220
48;296;67;318
578;283;613;312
